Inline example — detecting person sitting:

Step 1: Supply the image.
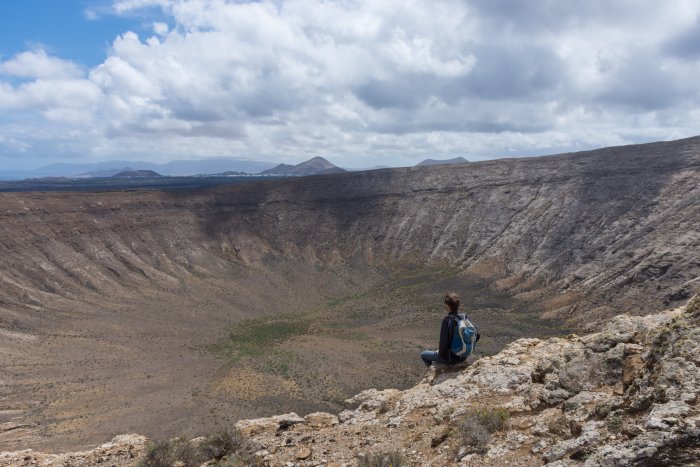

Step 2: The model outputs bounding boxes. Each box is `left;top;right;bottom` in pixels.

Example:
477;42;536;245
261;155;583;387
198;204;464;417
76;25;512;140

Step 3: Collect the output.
420;292;477;367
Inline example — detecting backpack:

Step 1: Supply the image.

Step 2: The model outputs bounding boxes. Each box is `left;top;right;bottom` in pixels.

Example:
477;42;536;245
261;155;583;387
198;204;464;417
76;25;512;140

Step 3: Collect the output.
449;313;478;357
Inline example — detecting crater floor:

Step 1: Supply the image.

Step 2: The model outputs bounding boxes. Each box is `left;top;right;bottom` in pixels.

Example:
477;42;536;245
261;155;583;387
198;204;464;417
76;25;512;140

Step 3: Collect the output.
1;260;565;451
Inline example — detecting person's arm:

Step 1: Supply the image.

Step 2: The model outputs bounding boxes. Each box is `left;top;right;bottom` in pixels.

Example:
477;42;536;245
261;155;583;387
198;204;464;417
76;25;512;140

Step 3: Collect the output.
438;316;451;360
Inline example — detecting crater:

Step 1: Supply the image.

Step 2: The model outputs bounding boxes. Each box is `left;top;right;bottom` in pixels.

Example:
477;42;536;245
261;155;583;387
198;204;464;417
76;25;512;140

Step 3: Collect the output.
0;136;698;450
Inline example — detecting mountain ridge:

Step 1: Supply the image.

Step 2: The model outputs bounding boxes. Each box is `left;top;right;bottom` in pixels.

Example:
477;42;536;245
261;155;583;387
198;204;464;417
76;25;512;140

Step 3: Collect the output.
417;156;468;166
261;156;346;175
112;170;162;178
2;158;277;179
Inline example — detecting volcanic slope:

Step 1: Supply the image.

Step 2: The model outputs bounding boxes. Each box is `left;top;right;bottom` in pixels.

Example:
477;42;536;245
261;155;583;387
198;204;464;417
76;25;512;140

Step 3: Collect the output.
0;136;698;451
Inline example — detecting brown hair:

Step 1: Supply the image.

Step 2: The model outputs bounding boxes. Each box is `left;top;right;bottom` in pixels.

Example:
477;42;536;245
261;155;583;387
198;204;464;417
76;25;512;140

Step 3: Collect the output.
444;292;460;313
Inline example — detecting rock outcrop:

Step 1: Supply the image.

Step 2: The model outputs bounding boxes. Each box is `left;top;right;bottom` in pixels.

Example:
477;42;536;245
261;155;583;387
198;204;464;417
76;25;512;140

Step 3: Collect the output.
0;434;147;466
4;296;699;466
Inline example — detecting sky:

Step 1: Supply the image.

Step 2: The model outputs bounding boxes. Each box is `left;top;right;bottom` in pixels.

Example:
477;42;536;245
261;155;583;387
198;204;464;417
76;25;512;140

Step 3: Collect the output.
1;0;700;171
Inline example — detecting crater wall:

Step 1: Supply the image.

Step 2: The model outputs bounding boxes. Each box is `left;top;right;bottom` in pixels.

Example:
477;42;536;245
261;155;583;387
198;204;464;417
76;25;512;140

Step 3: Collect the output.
2;136;698;322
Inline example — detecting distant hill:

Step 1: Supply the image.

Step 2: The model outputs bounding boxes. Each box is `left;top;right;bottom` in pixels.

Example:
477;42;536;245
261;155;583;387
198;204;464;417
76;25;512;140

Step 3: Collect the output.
416;157;468;166
8;158;277;179
262;163;296;175
80;167;134;178
113;170;162;178
159;159;274;176
261;157;346;176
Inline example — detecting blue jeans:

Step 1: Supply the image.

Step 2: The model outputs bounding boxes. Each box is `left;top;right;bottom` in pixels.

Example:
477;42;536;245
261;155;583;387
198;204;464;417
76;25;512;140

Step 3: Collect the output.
420;350;446;366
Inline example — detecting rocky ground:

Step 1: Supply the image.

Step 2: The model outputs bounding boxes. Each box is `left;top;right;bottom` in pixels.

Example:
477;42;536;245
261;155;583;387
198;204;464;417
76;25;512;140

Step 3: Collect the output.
3;295;699;466
0;434;147;467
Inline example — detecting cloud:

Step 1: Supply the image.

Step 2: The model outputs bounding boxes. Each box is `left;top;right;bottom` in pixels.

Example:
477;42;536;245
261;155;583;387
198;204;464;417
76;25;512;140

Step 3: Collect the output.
0;49;84;80
153;22;169;35
2;0;700;169
665;18;700;58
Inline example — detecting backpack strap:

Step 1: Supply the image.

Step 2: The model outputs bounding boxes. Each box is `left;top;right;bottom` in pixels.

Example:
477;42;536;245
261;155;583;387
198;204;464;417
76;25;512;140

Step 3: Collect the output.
447;313;457;338
443;314;453;362
446;313;464;361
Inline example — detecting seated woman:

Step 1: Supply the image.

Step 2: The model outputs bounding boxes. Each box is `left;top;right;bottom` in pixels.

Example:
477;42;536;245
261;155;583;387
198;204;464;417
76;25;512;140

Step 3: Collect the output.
420;292;477;367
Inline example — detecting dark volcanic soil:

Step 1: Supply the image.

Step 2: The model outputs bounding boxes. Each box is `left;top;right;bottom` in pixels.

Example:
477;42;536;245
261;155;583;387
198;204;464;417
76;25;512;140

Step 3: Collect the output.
0;136;698;451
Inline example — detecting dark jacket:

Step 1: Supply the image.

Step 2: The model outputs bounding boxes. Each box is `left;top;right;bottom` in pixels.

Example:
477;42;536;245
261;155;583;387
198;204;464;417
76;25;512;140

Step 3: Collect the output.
437;312;467;364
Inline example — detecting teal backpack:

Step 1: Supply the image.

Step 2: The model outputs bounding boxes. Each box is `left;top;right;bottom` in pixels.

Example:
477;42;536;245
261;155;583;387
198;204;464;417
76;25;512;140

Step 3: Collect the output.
450;313;478;357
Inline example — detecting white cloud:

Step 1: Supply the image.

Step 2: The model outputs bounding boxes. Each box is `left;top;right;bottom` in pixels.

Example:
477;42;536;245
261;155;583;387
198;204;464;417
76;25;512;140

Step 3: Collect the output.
0;49;84;80
0;77;102;114
2;0;700;169
153;22;169;35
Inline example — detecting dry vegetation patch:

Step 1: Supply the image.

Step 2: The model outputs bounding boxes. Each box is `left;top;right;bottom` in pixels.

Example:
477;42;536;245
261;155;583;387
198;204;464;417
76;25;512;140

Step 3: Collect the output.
139;429;258;467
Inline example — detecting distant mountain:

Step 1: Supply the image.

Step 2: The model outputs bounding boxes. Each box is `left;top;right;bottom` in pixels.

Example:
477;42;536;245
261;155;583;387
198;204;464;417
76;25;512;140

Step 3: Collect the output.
113;170;162;178
5;158;277;180
262;157;346;176
416;157;468;166
79;167;134;178
3;157;349;180
262;163;296;175
159;159;275;176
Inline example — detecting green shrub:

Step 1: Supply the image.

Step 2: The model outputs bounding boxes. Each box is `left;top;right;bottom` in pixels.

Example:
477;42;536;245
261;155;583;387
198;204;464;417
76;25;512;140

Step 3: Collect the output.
435;406;455;423
458;408;509;453
209;318;310;362
593;403;611;420
139;429;247;467
606;413;623;433
358;450;407;467
140;437;199;467
199;429;245;461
